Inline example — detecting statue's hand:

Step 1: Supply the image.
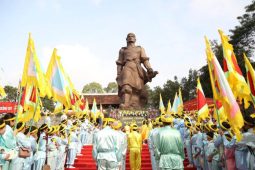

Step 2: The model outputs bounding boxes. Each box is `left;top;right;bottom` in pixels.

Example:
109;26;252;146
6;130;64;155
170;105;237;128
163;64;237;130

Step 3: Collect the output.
148;68;153;74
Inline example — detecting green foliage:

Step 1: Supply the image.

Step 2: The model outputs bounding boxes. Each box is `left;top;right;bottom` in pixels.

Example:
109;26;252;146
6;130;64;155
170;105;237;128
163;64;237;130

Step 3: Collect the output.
230;0;255;58
149;86;163;108
162;78;180;105
104;82;118;93
3;85;17;102
41;96;55;112
82;82;104;93
181;69;198;101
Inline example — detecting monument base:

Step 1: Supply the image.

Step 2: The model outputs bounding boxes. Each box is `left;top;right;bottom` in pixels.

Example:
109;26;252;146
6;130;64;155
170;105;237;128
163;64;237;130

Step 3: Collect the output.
118;110;150;126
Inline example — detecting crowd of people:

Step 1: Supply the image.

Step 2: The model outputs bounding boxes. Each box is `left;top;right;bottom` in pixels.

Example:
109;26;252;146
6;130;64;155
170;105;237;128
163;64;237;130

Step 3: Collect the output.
0;109;254;170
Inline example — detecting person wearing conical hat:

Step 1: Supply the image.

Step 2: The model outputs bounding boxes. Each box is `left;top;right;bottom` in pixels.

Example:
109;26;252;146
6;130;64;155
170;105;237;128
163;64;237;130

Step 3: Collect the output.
233;114;255;170
112;120;127;170
199;121;213;170
218;128;237;170
23;126;38;170
148;117;163;170
183;118;194;168
204;131;220;170
47;126;59;170
140;120;149;143
10;122;31;170
80;117;87;146
154;114;184;170
56;124;68;170
92;118;121;170
33;123;48;170
213;120;231;170
128;123;142;170
0;118;17;170
3;113;15;129
92;118;101;145
190;123;202;170
66;123;79;168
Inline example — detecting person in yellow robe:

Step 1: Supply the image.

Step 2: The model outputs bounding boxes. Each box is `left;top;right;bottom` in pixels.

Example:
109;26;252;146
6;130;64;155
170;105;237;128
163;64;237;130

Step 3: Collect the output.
128;123;142;170
140;120;148;143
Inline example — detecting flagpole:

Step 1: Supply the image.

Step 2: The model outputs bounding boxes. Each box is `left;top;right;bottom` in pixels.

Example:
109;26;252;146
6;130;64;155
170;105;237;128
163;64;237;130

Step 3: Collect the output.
14;81;22;130
207;56;231;169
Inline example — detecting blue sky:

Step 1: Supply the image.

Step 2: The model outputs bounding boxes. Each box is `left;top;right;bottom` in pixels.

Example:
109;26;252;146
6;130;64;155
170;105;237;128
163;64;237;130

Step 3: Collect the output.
0;0;250;91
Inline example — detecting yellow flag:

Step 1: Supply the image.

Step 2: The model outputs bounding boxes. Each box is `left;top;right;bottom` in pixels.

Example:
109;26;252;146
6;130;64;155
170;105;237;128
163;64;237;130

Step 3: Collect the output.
21;33;47;97
243;53;255;103
177;88;184;116
166;100;172;114
218;29;251;108
46;49;71;108
0;85;6;99
159;93;165;114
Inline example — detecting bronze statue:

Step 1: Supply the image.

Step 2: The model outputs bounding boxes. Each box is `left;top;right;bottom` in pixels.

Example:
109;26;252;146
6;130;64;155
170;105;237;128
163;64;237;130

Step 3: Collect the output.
116;33;158;109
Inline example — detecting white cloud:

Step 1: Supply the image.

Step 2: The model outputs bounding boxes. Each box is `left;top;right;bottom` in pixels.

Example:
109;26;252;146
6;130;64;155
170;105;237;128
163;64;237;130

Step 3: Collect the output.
41;44;115;92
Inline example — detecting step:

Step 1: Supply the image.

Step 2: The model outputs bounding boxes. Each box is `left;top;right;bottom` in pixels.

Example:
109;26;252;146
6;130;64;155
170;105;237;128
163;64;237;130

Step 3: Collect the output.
66;144;194;170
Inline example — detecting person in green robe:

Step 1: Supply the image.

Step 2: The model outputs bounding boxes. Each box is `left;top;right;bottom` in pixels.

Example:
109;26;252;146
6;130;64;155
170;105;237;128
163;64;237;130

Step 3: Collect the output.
154;114;185;170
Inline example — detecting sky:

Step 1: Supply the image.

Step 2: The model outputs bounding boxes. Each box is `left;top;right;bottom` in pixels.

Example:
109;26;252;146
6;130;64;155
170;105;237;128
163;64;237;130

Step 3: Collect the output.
0;0;251;92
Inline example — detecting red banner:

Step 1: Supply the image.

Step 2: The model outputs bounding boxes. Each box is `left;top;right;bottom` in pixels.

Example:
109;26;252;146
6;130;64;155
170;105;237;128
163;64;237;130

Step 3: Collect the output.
0;102;17;113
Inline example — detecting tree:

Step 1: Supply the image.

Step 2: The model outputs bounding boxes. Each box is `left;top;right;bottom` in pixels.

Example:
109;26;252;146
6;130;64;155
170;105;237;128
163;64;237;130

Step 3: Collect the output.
198;0;255;98
162;78;180;105
4;85;18;102
41;96;55;112
181;69;198;101
82;82;104;93
230;0;255;58
104;82;118;93
150;86;163;108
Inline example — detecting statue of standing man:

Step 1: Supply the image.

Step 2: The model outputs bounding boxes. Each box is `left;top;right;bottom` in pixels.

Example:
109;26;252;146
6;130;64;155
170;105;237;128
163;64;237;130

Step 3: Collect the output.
116;33;158;109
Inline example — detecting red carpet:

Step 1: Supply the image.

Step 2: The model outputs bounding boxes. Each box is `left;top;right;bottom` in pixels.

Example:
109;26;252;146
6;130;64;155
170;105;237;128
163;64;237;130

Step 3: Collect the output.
65;144;196;170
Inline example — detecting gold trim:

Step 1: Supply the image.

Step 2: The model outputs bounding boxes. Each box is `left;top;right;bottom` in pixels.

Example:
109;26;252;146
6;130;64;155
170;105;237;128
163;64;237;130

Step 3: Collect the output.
17;123;25;132
0;122;6;129
5;117;15;121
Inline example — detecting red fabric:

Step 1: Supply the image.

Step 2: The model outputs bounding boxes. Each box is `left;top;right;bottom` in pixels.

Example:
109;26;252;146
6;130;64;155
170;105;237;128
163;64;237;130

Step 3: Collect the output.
0;102;17;113
197;89;207;110
247;71;255;96
79;98;85;110
29;86;37;103
184;98;214;111
223;58;228;73
231;53;243;76
215;100;223;109
20;87;27;107
70;94;75;105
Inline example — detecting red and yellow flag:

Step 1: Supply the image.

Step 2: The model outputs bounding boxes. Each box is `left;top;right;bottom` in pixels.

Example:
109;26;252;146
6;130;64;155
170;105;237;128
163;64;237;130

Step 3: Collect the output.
197;78;209;122
219;30;251;108
205;36;244;140
243;53;255;103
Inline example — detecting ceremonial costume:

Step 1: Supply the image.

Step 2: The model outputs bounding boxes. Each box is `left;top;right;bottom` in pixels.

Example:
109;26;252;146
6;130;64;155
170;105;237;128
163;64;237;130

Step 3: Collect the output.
128;124;142;170
222;132;236;170
0;123;17;170
93;125;121;170
33;132;47;170
184;125;193;166
33;124;48;170
154;125;184;170
66;127;79;168
148;127;159;170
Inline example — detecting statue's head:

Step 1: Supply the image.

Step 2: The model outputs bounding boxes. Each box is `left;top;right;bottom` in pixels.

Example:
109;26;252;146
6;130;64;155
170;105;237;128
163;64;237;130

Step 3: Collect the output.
126;33;136;43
